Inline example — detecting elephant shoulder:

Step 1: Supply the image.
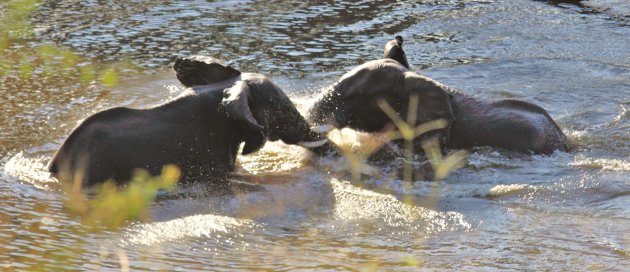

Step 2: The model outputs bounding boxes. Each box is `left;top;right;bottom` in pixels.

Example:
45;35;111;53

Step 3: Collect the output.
360;59;408;74
339;60;406;98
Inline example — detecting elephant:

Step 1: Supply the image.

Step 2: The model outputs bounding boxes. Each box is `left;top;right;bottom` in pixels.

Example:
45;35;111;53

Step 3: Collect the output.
307;44;456;147
49;56;335;187
308;36;568;155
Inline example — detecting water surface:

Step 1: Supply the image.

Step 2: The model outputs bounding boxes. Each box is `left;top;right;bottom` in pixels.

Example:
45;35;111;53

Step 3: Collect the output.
2;0;629;270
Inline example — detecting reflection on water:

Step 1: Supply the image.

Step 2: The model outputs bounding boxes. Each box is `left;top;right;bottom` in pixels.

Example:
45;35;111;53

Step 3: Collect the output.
34;0;424;72
2;0;630;270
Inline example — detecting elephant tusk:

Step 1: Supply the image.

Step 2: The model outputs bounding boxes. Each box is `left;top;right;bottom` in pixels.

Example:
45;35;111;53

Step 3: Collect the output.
311;124;334;134
297;139;328;148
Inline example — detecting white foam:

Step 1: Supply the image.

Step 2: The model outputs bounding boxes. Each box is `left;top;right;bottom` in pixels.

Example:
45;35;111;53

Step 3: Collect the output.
122;214;259;246
570;155;630;172
486;184;537;197
4;152;59;190
330;178;471;233
237;141;308;175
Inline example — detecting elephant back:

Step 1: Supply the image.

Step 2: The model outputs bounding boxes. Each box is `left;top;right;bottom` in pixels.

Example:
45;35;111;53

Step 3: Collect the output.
448;92;568;154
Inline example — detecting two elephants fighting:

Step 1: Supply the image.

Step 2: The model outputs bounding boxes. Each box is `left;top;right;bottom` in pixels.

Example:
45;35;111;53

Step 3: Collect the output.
49;37;568;187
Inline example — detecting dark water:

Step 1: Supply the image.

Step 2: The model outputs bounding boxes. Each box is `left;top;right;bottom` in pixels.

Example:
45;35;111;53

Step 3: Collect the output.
2;0;629;270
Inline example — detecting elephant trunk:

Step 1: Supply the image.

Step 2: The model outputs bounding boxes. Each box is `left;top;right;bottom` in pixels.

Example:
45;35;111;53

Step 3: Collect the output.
303;140;340;157
295;124;340;156
270;101;340;156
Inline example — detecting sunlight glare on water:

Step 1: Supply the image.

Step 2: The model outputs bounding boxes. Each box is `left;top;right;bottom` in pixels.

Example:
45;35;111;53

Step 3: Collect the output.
330;178;471;232
4;152;58;191
1;0;629;270
122;214;260;247
570;155;630;172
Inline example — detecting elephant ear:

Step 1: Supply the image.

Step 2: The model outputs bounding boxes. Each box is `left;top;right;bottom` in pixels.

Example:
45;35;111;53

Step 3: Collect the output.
221;81;266;155
174;55;241;87
383;36;410;69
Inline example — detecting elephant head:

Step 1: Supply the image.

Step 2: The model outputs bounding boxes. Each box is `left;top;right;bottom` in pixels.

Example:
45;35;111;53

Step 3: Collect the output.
173;55;336;156
308;58;455;140
221;77;333;155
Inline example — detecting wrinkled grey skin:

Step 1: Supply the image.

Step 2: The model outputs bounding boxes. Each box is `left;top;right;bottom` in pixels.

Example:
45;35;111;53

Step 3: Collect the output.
309;36;569;155
49;56;334;186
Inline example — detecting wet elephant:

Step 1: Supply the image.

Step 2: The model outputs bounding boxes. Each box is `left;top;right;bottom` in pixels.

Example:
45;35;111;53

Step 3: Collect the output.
308;36;568;155
307;59;455;142
49;56;335;186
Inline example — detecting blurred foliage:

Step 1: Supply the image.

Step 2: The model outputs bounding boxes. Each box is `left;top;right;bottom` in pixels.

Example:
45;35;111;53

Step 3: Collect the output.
1;1;169;270
1;0;41;40
332;129;389;181
63;165;180;231
2;165;180;271
334;94;467;184
376;95;468;182
330;94;468;272
101;68;120;87
377;95;467;267
0;0;141;90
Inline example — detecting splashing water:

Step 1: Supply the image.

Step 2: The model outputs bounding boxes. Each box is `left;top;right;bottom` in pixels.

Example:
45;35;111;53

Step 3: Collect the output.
2;0;630;270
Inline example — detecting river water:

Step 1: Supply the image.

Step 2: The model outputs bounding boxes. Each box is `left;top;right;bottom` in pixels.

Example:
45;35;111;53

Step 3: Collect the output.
1;0;629;270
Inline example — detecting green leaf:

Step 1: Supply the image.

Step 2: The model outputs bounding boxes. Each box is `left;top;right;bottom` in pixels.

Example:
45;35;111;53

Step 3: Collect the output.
101;68;119;87
18;61;33;80
79;64;96;84
0;32;9;52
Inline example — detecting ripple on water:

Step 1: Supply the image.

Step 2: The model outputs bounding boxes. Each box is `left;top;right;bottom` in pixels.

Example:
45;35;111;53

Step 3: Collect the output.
2;0;629;269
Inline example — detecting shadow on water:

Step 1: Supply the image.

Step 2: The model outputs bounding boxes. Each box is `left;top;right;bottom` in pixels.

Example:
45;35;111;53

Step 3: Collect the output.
538;0;586;8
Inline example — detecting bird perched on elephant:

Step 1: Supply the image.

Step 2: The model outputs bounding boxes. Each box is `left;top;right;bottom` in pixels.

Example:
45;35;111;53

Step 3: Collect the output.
49;56;335;187
308;36;568;155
